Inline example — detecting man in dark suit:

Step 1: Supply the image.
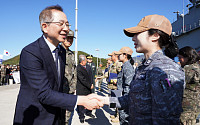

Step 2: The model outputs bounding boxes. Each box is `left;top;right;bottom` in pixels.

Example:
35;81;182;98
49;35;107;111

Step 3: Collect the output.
76;55;95;123
86;55;96;93
13;5;102;125
5;64;11;85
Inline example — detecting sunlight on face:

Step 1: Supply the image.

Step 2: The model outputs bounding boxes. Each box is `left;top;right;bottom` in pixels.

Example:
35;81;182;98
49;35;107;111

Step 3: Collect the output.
132;31;151;53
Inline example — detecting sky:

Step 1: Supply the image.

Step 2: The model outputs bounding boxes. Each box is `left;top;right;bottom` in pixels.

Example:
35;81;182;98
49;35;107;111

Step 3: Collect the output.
0;0;191;60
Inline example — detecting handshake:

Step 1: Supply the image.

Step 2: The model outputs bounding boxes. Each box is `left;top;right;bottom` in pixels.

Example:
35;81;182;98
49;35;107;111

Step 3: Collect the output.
77;94;110;110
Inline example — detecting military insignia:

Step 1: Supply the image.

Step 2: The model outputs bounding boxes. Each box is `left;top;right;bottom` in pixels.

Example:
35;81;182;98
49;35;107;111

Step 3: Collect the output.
144;59;153;65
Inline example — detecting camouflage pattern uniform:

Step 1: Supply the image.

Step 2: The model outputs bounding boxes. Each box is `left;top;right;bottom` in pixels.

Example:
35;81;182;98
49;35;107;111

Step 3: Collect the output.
105;63;112;79
108;60;122;90
117;60;135;125
63;48;77;125
0;65;6;85
180;62;200;125
108;60;122;123
97;66;103;90
96;64;111;88
104;63;112;83
63;49;77;94
110;50;185;125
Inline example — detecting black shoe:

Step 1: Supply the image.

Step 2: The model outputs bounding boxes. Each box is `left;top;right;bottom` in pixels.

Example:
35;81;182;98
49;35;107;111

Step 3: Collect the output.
80;118;84;123
196;119;199;123
87;114;95;119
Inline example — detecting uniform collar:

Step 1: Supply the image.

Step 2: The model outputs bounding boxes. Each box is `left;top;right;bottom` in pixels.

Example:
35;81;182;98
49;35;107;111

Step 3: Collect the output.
143;50;163;66
123;60;129;66
43;35;56;53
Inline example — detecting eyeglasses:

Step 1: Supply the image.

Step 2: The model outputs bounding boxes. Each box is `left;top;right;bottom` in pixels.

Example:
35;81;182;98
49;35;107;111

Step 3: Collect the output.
45;21;71;28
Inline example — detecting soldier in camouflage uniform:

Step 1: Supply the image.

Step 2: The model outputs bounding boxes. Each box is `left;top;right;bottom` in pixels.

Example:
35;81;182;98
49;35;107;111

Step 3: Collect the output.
178;46;200;125
0;64;6;86
94;15;185;125
86;55;96;93
108;51;122;90
95;57;112;91
105;57;113;82
61;30;77;125
103;57;113;82
107;51;122;123
96;63;103;91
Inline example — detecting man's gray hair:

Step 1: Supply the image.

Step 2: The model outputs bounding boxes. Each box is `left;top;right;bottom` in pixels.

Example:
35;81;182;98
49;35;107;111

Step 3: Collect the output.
79;55;86;63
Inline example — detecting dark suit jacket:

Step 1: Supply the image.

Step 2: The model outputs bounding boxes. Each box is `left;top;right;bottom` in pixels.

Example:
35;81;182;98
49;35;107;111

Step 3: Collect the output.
76;64;92;95
86;64;93;85
13;36;77;125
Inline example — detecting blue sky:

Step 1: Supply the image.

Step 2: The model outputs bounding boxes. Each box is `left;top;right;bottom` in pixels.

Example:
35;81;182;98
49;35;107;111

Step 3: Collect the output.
0;0;190;60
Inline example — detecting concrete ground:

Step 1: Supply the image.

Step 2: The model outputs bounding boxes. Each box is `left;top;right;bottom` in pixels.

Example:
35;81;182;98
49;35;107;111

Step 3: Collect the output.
0;84;20;125
70;81;119;125
0;82;119;125
0;82;199;125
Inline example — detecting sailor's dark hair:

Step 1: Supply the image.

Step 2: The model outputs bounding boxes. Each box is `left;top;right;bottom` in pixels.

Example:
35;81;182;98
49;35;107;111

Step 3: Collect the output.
148;29;179;59
122;53;134;65
179;46;200;65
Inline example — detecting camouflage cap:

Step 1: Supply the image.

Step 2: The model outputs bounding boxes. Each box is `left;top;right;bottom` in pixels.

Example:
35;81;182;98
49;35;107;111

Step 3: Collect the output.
108;51;117;56
67;30;74;37
115;47;133;55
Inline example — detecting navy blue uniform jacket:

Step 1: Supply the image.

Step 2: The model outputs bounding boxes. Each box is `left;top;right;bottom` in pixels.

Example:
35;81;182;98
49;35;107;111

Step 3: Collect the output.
13;36;77;125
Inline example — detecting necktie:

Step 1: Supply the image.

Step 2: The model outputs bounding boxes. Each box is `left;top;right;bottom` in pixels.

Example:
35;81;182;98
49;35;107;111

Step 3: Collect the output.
55;47;60;84
55;48;59;70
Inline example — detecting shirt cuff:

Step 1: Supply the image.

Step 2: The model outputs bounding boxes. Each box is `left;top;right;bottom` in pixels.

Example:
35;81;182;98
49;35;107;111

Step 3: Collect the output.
109;97;121;108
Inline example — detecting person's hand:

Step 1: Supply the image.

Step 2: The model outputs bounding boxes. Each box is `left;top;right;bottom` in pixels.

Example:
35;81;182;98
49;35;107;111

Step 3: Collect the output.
91;84;94;89
77;95;103;110
87;94;109;105
95;78;98;83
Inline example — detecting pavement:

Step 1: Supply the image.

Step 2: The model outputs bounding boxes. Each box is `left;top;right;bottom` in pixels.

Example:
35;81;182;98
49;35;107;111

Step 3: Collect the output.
1;81;199;125
70;81;119;125
0;81;119;125
0;84;20;125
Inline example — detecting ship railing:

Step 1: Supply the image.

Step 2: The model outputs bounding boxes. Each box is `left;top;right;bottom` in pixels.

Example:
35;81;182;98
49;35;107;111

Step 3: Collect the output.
174;19;200;36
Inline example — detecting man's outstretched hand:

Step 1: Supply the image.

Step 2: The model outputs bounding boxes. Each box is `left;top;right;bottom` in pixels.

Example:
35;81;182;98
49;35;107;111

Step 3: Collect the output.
87;94;110;105
77;95;104;110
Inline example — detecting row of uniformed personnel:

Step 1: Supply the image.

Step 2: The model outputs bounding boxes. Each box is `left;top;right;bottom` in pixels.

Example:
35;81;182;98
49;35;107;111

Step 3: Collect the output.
62;14;200;125
91;14;186;125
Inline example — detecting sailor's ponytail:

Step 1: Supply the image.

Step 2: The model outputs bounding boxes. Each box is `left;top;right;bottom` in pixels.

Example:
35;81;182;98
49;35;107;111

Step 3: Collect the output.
127;54;134;65
148;29;179;59
164;34;179;59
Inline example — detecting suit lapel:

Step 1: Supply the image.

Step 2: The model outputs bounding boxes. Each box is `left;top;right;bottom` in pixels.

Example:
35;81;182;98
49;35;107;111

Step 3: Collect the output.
59;46;66;87
80;64;88;75
38;36;60;86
